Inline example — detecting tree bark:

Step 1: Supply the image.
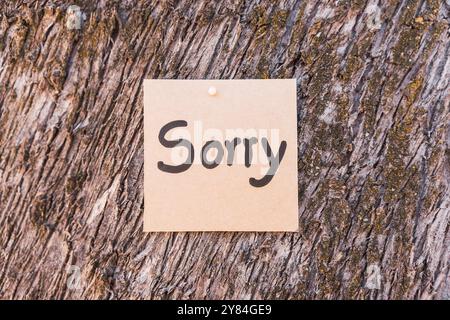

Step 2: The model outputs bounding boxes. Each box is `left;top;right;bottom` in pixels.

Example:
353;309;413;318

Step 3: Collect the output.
0;0;449;299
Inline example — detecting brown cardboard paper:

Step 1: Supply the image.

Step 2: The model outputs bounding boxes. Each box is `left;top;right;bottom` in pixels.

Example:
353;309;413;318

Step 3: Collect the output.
144;79;298;231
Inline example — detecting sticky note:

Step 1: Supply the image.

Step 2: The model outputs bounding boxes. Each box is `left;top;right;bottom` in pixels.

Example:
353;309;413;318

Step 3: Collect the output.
144;79;298;231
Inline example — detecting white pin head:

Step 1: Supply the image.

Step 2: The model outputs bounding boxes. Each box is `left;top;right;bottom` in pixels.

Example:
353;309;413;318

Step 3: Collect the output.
208;86;217;96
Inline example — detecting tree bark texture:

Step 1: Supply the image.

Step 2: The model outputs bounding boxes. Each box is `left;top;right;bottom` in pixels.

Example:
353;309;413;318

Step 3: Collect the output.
0;0;449;299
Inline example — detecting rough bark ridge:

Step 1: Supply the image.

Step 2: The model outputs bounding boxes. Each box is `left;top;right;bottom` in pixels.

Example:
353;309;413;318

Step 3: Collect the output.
0;0;449;299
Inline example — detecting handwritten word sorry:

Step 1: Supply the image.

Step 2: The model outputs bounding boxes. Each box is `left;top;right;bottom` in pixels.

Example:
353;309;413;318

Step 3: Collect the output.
157;120;287;187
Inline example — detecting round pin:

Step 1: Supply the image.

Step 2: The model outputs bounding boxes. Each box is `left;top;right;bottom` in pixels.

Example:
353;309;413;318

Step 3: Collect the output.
208;86;217;96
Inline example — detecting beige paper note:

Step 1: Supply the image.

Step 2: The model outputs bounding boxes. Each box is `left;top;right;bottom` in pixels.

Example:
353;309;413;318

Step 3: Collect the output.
144;79;298;231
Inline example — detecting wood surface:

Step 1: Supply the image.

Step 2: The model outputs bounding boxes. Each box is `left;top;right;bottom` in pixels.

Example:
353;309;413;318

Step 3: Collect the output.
0;0;449;299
